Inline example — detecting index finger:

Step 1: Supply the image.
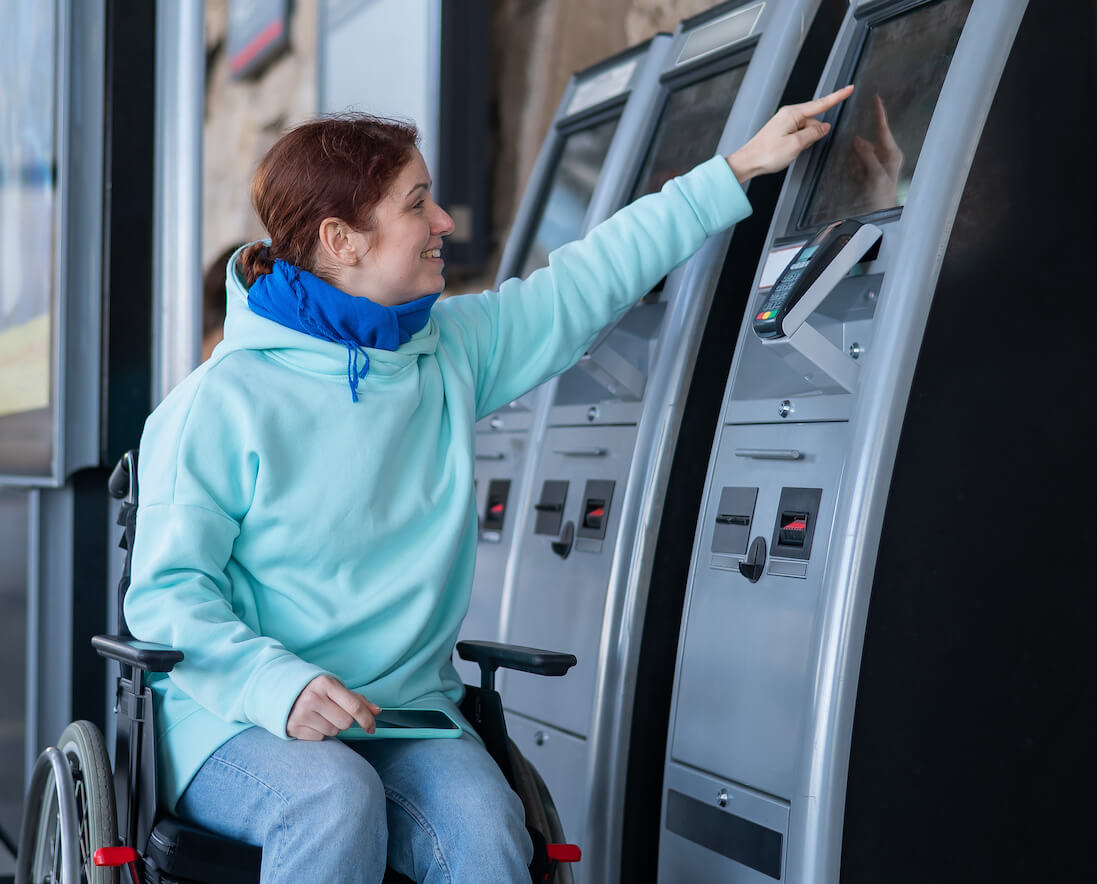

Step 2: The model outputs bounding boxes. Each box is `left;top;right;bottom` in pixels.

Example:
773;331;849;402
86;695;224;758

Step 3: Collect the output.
791;84;854;124
327;682;382;731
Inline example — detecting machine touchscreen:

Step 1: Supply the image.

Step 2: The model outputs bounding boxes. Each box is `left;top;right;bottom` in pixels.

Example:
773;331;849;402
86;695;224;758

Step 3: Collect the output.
519;116;620;279
801;0;972;228
630;63;747;200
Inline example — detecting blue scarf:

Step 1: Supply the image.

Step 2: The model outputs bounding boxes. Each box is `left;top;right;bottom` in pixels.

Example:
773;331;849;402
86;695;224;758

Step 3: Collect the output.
247;259;439;402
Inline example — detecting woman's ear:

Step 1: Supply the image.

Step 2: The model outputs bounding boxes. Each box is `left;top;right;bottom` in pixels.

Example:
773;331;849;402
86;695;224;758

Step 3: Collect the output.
317;217;369;266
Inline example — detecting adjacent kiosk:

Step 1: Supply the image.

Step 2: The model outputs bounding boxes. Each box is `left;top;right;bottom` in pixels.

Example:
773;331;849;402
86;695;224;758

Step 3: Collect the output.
457;35;676;687
494;2;843;880
658;1;1092;880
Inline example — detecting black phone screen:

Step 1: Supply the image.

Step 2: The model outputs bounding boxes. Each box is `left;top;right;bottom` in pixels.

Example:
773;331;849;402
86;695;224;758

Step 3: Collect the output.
374;709;460;730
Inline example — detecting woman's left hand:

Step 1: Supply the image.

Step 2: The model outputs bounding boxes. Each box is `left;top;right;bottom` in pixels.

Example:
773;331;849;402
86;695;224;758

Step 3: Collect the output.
727;85;854;183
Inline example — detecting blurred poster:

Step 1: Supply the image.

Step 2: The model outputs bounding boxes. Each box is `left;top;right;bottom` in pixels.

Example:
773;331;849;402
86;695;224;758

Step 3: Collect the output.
0;0;56;473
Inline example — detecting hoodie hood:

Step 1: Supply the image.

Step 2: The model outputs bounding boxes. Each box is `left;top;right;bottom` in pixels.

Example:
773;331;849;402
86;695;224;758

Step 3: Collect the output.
217;242;440;381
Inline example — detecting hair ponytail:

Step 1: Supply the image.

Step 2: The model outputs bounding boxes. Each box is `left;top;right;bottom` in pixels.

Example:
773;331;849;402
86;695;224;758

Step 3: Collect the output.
239;242;275;289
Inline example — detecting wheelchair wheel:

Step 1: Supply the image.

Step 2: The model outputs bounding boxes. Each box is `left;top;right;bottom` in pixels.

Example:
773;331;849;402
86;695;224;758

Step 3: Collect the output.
506;738;574;884
17;721;119;884
527;761;572;884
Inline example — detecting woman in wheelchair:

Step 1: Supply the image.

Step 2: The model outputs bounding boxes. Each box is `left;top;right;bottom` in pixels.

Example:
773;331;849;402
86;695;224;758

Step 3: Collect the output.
75;89;851;884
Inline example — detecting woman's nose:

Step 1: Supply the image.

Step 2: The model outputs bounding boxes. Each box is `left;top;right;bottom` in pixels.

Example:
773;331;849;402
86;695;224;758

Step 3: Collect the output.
433;205;455;237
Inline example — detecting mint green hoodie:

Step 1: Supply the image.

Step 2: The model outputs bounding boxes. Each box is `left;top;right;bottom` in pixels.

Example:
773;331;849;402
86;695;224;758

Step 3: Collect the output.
124;156;750;810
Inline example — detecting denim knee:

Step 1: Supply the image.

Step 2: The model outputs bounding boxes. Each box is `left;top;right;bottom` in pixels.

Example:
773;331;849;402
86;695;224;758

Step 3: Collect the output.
267;741;389;881
294;742;386;826
431;759;531;868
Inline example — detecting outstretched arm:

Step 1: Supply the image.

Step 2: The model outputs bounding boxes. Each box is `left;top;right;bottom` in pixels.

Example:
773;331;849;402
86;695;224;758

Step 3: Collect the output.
445;86;854;417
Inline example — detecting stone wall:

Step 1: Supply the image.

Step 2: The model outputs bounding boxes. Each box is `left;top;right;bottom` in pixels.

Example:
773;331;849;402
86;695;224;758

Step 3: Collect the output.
203;0;719;288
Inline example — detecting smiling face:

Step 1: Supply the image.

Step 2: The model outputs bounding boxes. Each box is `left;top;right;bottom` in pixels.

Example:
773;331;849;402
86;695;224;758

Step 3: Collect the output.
322;149;455;306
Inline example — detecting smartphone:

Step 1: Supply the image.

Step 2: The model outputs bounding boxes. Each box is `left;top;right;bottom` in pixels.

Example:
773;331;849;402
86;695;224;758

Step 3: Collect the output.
338;707;463;740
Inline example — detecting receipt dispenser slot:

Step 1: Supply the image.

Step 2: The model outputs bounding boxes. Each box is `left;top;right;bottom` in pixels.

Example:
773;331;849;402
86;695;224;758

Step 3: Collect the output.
770;487;822;561
480;479;511;542
578;480;615;540
576;479;615;553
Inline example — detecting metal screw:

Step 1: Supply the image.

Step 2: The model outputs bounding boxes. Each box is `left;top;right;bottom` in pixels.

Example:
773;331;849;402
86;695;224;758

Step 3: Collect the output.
849;342;863;359
534;730;548;746
778;399;793;419
490;415;503;430
717;788;728;808
586;405;599;422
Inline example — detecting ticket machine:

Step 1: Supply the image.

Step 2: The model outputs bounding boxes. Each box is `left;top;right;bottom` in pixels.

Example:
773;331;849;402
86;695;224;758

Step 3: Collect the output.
657;1;1091;880
457;36;675;686
494;2;843;879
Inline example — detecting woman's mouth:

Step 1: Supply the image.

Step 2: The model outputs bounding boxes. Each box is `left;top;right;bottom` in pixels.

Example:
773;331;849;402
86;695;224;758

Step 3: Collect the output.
421;248;442;259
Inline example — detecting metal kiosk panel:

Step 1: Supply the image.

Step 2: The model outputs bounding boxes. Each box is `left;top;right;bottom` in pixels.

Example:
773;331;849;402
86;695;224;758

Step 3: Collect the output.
657;1;1075;881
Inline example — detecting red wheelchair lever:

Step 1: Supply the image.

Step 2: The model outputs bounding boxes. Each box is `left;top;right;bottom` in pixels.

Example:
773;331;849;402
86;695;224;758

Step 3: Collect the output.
94;846;142;884
545;843;581;862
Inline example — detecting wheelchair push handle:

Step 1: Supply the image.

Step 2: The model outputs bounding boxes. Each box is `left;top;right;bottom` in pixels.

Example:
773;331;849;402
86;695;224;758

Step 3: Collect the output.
109;449;139;503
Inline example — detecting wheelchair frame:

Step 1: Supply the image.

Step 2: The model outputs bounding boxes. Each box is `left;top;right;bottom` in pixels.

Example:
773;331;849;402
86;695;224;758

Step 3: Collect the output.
16;450;581;884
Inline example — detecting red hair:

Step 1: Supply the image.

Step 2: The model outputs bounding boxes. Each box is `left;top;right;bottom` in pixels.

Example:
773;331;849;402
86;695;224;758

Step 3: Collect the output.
240;113;419;287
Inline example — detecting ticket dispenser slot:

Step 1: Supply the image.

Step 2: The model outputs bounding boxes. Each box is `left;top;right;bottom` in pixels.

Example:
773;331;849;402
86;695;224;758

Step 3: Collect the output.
711;486;759;570
534;480;568;536
576;479;615;553
479;479;511;543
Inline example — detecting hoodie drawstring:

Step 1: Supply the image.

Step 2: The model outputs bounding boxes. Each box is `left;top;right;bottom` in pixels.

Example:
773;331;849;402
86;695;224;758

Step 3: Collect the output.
345;344;369;403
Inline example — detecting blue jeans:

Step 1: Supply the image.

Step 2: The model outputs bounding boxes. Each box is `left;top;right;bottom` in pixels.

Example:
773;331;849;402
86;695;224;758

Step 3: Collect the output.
175;726;533;883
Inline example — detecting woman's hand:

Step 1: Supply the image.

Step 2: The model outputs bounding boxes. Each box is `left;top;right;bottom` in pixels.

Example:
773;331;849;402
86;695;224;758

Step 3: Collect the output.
727;85;854;183
286;674;381;740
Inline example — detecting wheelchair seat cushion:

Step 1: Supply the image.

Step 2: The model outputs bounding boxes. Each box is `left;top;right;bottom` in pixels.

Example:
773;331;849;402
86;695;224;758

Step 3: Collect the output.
145;815;261;882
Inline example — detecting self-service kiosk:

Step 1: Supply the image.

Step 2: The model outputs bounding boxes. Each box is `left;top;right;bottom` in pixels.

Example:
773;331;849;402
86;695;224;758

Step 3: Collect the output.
658;1;1093;880
493;2;843;879
458;37;676;687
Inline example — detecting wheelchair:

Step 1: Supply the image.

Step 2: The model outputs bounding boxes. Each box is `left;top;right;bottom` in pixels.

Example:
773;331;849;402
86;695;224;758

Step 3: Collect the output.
16;450;581;884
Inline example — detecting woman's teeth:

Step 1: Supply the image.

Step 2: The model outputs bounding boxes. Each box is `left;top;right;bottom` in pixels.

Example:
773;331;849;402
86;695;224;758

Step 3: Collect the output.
421;248;442;259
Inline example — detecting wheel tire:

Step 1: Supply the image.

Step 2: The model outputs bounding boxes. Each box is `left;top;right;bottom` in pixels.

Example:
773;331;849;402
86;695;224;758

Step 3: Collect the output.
24;721;120;884
528;758;573;884
505;738;574;884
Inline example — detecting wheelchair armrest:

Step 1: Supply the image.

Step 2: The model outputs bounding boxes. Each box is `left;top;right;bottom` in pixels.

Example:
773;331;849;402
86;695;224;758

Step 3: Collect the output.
457;640;576;691
92;634;183;672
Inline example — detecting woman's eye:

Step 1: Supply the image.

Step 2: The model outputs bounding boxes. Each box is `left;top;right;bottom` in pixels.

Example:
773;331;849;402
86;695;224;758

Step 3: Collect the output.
413;200;425;210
